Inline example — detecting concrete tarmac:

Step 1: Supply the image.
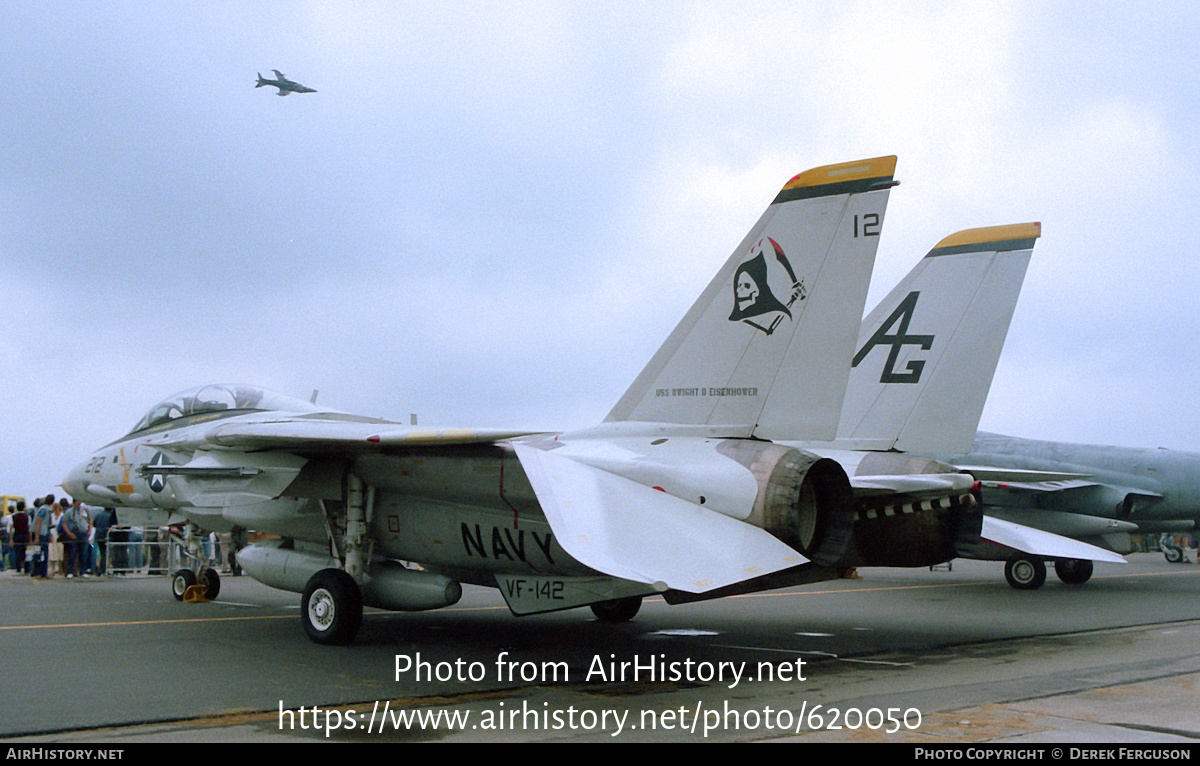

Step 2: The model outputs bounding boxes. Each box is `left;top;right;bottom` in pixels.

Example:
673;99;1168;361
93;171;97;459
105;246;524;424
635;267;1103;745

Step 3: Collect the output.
2;552;1198;743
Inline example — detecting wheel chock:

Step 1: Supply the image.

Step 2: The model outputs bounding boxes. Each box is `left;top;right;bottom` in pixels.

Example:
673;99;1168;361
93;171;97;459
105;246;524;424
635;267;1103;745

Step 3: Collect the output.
182;584;210;603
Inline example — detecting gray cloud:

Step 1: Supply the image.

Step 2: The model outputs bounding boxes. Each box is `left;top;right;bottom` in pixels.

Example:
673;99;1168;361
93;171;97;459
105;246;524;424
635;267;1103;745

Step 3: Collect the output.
4;1;1200;499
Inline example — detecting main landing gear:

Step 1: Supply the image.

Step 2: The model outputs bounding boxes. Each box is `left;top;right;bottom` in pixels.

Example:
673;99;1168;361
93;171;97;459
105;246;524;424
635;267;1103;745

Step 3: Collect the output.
302;473;370;645
1004;555;1046;590
1003;555;1094;590
590;596;643;622
1053;558;1093;585
301;569;363;645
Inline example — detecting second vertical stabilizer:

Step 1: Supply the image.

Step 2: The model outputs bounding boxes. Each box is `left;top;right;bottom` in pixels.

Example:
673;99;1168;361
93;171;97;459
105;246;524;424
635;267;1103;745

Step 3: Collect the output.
838;222;1041;454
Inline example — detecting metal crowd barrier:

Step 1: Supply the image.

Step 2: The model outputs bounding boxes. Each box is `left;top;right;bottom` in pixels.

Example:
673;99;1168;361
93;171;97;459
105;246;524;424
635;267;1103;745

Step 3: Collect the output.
100;527;233;577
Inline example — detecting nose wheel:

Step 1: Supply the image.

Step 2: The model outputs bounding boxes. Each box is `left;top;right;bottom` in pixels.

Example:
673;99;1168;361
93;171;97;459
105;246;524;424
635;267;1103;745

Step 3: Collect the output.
171;566;220;601
171;568;196;600
169;523;221;601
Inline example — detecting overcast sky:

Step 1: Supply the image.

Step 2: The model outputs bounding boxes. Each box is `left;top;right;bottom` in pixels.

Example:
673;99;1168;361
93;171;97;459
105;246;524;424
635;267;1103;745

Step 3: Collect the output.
3;1;1199;500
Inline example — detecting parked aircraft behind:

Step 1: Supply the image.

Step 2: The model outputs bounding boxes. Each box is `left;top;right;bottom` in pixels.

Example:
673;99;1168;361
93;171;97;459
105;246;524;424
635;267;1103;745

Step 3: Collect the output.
939;433;1200;586
255;70;316;96
61;156;1108;644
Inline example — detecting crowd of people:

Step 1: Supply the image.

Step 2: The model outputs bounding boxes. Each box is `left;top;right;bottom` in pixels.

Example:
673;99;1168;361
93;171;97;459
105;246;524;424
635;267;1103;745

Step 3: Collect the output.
2;495;129;578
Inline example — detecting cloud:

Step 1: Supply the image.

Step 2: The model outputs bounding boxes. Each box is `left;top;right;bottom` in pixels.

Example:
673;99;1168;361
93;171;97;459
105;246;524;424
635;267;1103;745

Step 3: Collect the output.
5;1;1200;500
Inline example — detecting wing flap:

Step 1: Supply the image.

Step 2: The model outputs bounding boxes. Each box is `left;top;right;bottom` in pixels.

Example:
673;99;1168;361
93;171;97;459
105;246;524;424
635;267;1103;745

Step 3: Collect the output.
514;444;807;593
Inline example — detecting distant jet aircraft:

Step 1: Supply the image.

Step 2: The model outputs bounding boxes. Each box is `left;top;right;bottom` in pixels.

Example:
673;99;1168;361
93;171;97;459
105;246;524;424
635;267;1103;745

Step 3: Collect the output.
61;156;1106;645
255;70;316;96
939;433;1200;586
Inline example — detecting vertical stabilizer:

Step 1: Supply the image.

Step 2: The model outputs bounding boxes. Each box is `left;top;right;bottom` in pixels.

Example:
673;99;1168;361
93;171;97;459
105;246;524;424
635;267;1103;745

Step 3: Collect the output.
605;156;898;441
838;222;1040;454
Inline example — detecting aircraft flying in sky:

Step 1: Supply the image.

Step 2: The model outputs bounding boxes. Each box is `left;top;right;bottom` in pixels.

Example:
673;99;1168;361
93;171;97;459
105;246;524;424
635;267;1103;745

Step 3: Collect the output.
62;156;1112;644
255;70;316;96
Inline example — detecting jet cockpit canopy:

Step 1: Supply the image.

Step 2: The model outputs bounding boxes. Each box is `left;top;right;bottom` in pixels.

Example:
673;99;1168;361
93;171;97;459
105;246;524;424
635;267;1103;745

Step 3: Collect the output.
129;384;322;434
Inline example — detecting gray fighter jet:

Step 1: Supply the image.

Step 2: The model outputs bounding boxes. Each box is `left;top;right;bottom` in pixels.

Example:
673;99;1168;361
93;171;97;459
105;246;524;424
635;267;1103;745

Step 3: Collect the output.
939;433;1200;584
255;69;316;96
61;156;1108;645
60;157;969;645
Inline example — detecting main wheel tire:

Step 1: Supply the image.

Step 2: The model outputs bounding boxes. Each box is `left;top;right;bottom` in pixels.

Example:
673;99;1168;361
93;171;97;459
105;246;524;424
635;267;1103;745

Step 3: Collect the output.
590;596;642;623
171;568;197;601
1004;556;1046;590
1164;546;1184;564
203;568;221;600
1054;558;1093;585
301;569;363;645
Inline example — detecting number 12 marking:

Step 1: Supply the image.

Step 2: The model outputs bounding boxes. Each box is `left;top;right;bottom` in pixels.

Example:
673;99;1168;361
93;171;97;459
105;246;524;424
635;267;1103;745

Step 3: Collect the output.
854;213;880;237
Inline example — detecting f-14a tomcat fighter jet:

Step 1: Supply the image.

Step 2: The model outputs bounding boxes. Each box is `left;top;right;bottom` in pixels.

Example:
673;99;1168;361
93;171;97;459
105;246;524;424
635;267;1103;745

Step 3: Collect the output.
62;156;1094;645
255;69;316;96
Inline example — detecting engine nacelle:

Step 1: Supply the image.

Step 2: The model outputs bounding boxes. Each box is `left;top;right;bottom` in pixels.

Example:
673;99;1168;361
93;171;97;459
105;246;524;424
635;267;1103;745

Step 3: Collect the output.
237;541;462;611
716;441;855;566
849;452;980;567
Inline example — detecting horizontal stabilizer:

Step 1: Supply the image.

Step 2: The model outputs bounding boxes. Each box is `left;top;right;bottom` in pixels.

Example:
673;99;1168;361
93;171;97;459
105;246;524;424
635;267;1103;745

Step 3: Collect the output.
981;515;1126;563
986;508;1137;537
850;472;975;498
514;444;807;592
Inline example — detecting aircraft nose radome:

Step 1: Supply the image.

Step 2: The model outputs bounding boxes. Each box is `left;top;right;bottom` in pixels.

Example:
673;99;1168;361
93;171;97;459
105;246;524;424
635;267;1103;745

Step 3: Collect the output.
61;464;87;498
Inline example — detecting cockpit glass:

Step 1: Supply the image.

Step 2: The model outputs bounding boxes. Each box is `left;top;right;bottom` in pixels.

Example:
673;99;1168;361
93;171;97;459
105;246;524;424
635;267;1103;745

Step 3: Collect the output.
129;384;321;433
